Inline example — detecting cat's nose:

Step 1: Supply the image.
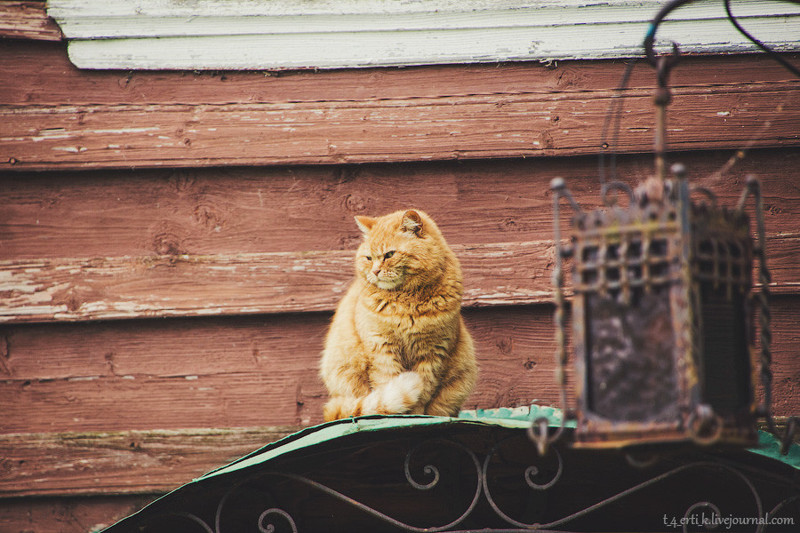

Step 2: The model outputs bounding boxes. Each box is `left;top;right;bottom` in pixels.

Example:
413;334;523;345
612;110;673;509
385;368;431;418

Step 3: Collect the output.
372;268;381;276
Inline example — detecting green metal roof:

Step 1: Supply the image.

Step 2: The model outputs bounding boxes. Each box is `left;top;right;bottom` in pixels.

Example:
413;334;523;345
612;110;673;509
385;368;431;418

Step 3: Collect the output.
102;404;800;532
200;404;797;483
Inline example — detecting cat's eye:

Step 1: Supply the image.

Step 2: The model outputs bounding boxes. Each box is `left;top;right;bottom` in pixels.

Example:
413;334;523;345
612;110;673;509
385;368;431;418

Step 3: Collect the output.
384;251;395;259
365;255;372;261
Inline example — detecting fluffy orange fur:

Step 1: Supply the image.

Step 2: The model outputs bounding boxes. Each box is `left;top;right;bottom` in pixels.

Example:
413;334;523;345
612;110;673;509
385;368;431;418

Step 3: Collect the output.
320;209;477;421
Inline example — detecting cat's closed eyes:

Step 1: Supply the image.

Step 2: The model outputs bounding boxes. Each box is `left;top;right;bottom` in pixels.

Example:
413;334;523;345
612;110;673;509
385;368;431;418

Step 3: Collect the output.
320;209;477;421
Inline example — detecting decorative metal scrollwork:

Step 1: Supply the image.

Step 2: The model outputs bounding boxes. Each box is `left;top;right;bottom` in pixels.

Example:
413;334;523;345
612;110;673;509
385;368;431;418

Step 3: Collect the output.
481;441;564;529
682;502;723;533
766;496;800;532
130;433;796;533
213;438;484;533
403;440;443;491
257;508;297;533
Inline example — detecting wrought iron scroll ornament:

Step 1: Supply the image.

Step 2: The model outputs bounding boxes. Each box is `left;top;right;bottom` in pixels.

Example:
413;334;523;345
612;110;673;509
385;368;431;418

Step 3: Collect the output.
134;434;798;533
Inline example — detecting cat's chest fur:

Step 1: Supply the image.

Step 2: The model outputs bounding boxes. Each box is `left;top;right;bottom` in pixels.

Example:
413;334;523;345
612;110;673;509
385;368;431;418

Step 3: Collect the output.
356;292;458;366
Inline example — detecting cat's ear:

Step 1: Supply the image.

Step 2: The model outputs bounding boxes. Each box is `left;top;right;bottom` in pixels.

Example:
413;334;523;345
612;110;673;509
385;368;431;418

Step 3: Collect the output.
354;216;376;235
401;210;423;236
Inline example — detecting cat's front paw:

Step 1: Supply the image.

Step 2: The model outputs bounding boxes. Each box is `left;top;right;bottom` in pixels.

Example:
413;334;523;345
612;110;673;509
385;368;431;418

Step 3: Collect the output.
396;371;424;396
372;372;422;414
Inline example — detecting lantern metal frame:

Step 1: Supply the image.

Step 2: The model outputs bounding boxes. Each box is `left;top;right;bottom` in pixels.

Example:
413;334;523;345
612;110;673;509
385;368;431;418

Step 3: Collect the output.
548;167;766;450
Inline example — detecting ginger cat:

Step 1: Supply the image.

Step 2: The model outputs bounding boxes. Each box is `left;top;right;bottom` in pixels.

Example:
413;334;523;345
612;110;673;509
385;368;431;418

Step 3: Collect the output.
320;209;477;421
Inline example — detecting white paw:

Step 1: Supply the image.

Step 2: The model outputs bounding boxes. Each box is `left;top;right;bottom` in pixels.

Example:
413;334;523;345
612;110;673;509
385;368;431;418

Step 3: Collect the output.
392;372;423;400
378;372;423;413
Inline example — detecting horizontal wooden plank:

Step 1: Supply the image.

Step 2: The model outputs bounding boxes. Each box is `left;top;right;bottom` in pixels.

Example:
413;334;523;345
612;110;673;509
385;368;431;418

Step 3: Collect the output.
2;46;797;169
0;494;156;533
47;0;800;69
3;151;799;259
0;307;567;434
0;426;297;497
2;80;798;170
60;17;800;71
2;44;798;108
0;150;800;260
0;2;62;41
2;299;798;434
1;235;798;323
0;242;555;323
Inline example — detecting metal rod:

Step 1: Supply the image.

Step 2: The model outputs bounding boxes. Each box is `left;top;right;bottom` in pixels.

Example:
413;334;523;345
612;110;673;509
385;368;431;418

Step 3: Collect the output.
653;54;677;185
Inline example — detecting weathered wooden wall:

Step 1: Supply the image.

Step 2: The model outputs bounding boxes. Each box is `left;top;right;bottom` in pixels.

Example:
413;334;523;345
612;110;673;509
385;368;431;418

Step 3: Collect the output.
1;12;799;532
2;41;799;170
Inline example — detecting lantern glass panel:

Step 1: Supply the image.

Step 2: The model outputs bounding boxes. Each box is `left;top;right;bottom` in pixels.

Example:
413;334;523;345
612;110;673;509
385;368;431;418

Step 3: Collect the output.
585;286;679;423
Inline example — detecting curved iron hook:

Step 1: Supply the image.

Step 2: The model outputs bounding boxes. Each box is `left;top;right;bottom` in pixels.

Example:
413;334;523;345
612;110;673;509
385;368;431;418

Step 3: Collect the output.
655;44;681;89
644;0;692;68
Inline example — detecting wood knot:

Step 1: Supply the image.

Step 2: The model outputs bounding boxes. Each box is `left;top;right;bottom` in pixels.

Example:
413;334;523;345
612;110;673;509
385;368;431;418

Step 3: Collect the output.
539;130;554;149
338;235;360;250
193;204;224;231
342;194;370;213
129;435;143;451
555;68;584;88
52;285;99;313
496;336;513;355
0;458;14;475
499;218;522;232
152;231;185;255
64;290;82;312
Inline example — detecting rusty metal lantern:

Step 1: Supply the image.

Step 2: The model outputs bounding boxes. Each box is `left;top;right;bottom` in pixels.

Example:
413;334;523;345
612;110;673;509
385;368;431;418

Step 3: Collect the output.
550;171;763;449
530;48;775;453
